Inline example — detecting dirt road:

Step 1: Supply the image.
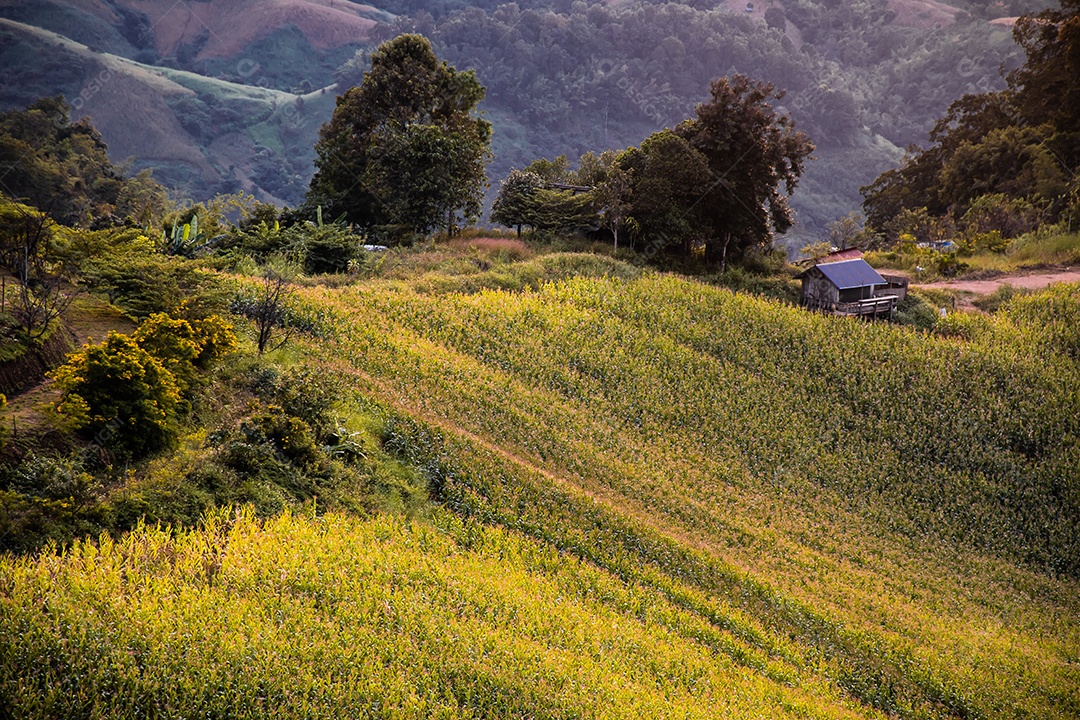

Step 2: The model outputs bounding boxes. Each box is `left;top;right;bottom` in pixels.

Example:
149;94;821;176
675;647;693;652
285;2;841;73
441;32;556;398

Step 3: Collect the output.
918;269;1080;295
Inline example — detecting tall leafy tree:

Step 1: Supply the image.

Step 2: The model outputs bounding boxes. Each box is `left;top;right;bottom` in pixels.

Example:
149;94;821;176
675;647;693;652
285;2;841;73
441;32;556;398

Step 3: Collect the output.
307;34;491;238
622;130;713;257
595;163;633;251
491;169;543;235
676;75;814;268
0;195;76;338
490;162;597;236
572;150;632;251
1010;0;1080;131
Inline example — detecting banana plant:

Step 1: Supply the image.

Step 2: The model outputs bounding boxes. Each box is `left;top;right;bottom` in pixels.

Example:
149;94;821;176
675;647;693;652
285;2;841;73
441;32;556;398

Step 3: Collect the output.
163;213;222;258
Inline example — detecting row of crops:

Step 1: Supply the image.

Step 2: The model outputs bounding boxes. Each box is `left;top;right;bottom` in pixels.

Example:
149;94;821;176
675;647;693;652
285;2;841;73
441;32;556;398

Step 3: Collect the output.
329;270;1080;576
1;258;1077;718
1;509;884;719
308;266;1079;718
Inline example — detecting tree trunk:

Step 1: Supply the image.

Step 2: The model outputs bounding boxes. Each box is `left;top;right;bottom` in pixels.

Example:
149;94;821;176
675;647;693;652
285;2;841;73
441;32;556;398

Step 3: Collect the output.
613;224;618;252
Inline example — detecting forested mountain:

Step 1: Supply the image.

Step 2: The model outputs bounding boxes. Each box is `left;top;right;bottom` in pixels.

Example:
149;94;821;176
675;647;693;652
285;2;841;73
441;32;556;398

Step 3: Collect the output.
0;0;1050;242
862;0;1080;242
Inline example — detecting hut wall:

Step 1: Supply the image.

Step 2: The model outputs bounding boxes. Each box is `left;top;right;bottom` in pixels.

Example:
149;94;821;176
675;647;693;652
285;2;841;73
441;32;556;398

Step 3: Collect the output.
839;285;874;303
801;272;839;307
878;275;909;302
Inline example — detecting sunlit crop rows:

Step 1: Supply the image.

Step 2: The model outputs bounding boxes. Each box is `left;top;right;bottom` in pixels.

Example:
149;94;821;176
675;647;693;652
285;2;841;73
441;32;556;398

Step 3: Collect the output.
0;509;883;719
3;261;1078;719
326;271;1079;575
294;265;1080;719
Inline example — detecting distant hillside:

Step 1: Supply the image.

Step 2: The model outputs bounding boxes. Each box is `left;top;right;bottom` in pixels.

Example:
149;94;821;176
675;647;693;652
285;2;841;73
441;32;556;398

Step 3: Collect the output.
0;0;1050;241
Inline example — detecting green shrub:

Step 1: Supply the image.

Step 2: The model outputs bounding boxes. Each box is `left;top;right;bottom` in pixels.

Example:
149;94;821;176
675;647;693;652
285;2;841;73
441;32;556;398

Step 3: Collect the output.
61;227;158;272
136;309;236;359
972;285;1028;314
299;225;367;275
131;313;238;392
7;452;100;506
268;366;343;435
933;251;968;277
224;222;367;275
86;253;226;320
243;405;319;466
961;193;1038;239
133;313;201;391
51;332;183;458
189;315;239;367
890;292;939;329
708;264;799;304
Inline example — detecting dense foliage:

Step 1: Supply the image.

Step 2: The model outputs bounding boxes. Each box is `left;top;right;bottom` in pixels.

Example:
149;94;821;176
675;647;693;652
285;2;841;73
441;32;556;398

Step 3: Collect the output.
307;34;491;240
51;313;236;458
673;75;813;265
492;76;813;267
490;168;597;235
862;0;1080;237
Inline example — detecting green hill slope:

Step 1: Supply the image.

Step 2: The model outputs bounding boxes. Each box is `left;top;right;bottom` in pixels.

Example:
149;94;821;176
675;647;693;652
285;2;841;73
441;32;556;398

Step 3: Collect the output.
0;509;886;719
2;260;1078;718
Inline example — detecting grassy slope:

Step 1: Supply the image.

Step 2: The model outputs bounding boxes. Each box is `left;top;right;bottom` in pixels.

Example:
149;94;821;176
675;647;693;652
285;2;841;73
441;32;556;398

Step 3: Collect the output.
0;509;881;719
2;256;1078;718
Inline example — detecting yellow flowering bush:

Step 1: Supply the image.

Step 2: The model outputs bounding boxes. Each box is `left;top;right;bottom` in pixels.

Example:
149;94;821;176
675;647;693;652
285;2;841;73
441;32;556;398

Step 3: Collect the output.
51;312;236;459
189;314;238;367
132;313;201;390
51;332;182;458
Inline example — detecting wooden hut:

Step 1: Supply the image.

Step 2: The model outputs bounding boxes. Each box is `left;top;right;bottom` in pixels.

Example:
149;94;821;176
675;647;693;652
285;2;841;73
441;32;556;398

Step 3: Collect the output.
797;258;901;319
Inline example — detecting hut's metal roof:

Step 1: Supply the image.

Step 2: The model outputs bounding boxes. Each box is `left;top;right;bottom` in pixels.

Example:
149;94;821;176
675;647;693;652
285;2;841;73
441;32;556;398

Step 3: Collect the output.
813;259;886;289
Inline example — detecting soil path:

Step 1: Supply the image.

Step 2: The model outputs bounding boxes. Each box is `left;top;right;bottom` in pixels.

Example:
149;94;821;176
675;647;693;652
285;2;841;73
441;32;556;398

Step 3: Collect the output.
4;297;134;432
917;269;1080;295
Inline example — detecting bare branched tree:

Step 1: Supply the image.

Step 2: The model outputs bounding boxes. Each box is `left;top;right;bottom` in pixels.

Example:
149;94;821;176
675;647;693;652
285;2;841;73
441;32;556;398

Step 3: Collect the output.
253;271;294;354
229;265;298;355
0;200;77;339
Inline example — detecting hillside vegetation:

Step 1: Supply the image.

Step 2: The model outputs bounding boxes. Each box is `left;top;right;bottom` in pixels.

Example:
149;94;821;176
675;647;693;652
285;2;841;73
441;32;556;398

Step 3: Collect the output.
0;0;1043;234
2;3;1080;717
3;256;1078;719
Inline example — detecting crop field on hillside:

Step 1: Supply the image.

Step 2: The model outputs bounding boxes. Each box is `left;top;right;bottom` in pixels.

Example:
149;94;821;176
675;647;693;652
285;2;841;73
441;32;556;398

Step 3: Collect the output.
3;259;1078;719
0;509;891;720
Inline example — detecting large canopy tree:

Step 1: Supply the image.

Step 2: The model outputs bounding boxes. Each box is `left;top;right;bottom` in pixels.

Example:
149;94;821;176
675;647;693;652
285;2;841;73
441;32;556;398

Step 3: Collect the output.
490;169;596;235
306;34;491;239
620;130;713;257
490;75;812;266
675;74;814;268
490;169;543;235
